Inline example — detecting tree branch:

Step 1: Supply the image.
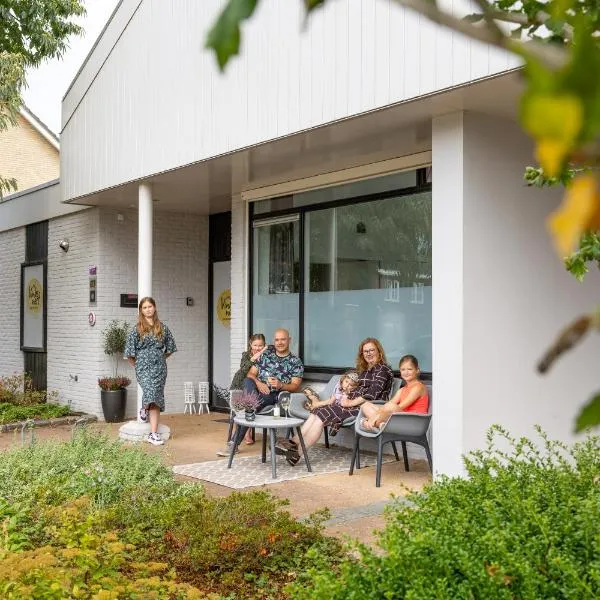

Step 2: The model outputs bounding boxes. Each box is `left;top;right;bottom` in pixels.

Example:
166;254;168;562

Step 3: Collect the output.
390;0;568;70
486;9;574;41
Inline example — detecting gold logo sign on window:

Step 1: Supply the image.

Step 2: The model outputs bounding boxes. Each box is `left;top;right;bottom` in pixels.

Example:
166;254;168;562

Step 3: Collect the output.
27;278;43;313
217;289;231;326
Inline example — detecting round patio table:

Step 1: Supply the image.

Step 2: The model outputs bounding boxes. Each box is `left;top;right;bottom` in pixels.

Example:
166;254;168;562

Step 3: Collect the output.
228;415;311;479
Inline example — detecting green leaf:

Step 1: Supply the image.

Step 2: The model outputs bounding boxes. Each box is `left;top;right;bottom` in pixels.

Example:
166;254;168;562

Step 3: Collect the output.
205;0;259;71
575;393;600;431
304;0;326;9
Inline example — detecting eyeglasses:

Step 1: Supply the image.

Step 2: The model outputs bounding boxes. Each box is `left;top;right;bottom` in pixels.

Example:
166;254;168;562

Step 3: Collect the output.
363;348;377;355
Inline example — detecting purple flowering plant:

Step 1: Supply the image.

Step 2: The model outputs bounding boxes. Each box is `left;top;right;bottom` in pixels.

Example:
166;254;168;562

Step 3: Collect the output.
232;391;260;412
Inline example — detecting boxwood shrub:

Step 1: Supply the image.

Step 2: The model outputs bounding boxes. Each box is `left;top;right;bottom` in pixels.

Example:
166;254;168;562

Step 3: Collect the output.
289;426;600;600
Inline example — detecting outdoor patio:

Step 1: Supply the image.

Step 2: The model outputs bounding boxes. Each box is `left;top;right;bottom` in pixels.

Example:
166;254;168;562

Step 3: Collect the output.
0;412;431;545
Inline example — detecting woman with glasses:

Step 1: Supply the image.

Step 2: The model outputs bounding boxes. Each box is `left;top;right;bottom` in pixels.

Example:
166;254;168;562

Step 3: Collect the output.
279;337;393;466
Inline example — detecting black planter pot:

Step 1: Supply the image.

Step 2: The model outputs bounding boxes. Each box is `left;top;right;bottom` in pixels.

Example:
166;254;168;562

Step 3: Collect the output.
100;389;127;423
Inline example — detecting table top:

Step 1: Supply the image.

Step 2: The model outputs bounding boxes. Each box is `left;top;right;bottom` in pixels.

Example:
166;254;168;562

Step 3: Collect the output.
233;414;303;428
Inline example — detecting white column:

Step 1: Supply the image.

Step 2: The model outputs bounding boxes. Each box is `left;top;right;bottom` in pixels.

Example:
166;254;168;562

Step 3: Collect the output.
138;182;153;301
137;183;153;421
431;112;465;477
120;182;170;441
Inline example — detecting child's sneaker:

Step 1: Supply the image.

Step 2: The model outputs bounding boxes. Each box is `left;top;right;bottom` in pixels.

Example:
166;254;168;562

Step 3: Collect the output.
139;407;148;422
146;432;164;446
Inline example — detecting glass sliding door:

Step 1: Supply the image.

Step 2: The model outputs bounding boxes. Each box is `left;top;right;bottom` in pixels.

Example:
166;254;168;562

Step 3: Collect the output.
303;191;432;370
252;215;300;353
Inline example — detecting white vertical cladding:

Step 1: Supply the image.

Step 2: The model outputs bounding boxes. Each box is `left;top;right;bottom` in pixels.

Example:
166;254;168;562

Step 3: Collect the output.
461;112;600;451
61;0;520;202
431;112;465;477
0;227;25;376
47;209;102;415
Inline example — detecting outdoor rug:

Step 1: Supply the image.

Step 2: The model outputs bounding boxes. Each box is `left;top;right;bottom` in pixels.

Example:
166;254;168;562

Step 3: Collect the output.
172;446;394;489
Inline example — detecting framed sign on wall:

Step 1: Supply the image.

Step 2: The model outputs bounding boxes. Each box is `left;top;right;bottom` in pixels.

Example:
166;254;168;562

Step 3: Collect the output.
20;261;47;352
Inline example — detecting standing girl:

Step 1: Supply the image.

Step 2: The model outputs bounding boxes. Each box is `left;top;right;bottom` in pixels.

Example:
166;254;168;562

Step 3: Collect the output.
360;354;428;432
124;297;177;445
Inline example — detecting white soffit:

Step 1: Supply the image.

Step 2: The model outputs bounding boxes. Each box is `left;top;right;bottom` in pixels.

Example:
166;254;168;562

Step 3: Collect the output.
241;151;432;202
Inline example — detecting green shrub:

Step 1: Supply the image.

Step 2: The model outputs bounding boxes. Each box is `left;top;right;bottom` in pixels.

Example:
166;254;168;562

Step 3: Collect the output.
0;429;179;509
0;402;71;424
289;426;600;600
0;372;58;406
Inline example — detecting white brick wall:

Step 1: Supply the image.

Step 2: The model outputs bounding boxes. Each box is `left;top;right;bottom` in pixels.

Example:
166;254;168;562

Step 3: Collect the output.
0;227;25;376
47;209;102;413
47;207;208;419
230;193;248;378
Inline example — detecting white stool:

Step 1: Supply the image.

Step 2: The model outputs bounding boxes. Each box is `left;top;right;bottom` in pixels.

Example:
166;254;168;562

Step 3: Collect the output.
183;381;196;414
198;382;210;414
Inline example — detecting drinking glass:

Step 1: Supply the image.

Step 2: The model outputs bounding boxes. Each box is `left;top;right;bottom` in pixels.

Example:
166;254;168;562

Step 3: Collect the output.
279;392;291;418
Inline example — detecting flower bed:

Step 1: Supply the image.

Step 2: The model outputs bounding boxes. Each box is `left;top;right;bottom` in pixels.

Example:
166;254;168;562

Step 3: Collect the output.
0;430;344;598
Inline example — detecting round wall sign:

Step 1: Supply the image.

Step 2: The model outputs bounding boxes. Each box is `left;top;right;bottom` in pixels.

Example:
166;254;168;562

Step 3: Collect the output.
216;289;231;327
88;312;96;326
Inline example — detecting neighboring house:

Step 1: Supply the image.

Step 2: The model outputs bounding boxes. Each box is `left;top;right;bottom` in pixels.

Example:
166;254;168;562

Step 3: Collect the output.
0;0;598;477
0;106;59;193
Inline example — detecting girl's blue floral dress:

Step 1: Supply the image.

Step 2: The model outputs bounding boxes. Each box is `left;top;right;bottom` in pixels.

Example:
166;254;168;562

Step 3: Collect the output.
124;323;177;412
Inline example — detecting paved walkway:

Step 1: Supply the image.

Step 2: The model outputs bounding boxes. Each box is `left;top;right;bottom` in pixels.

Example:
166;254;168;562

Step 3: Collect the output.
0;412;430;546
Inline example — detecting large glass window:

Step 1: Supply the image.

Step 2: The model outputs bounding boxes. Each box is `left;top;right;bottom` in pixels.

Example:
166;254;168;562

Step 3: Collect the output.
304;192;431;370
250;169;432;373
252;216;300;354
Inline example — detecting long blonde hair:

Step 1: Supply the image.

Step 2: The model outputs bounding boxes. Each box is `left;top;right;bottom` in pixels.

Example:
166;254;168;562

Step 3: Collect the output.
355;337;387;373
136;296;163;339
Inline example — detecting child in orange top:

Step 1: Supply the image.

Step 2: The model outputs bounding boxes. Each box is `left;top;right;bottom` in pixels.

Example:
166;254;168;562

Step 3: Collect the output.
360;354;428;432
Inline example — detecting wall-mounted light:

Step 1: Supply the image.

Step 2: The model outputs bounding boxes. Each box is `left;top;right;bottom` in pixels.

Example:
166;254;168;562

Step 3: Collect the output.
58;239;70;252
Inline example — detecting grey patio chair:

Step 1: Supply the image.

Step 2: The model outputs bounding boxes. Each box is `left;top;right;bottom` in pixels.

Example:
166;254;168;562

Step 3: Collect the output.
349;384;432;487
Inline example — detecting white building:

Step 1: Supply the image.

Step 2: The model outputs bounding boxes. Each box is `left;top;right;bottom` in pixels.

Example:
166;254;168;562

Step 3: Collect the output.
1;0;598;476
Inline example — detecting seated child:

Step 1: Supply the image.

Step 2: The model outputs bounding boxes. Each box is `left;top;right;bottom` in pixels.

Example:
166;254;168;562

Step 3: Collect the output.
360;354;428;433
302;370;360;436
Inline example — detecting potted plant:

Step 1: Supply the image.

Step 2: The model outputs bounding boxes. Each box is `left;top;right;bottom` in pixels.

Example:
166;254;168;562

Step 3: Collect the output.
231;390;260;421
98;320;131;422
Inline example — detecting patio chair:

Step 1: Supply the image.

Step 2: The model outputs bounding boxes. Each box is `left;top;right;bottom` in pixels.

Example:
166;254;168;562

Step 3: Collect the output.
349;384;432;487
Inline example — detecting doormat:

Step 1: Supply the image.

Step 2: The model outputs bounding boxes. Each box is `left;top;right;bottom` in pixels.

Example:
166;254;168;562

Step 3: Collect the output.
173;446;393;489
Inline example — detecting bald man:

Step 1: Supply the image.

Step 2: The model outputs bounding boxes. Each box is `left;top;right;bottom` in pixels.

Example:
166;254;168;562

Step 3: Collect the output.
230;328;304;450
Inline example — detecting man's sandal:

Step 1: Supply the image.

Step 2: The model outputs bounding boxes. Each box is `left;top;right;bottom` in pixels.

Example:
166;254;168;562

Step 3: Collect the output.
275;438;297;455
285;448;301;466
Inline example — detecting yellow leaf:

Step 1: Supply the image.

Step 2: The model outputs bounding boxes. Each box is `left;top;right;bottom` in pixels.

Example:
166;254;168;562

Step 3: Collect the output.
547;175;598;255
536;139;569;178
523;94;583;142
523;94;583;176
